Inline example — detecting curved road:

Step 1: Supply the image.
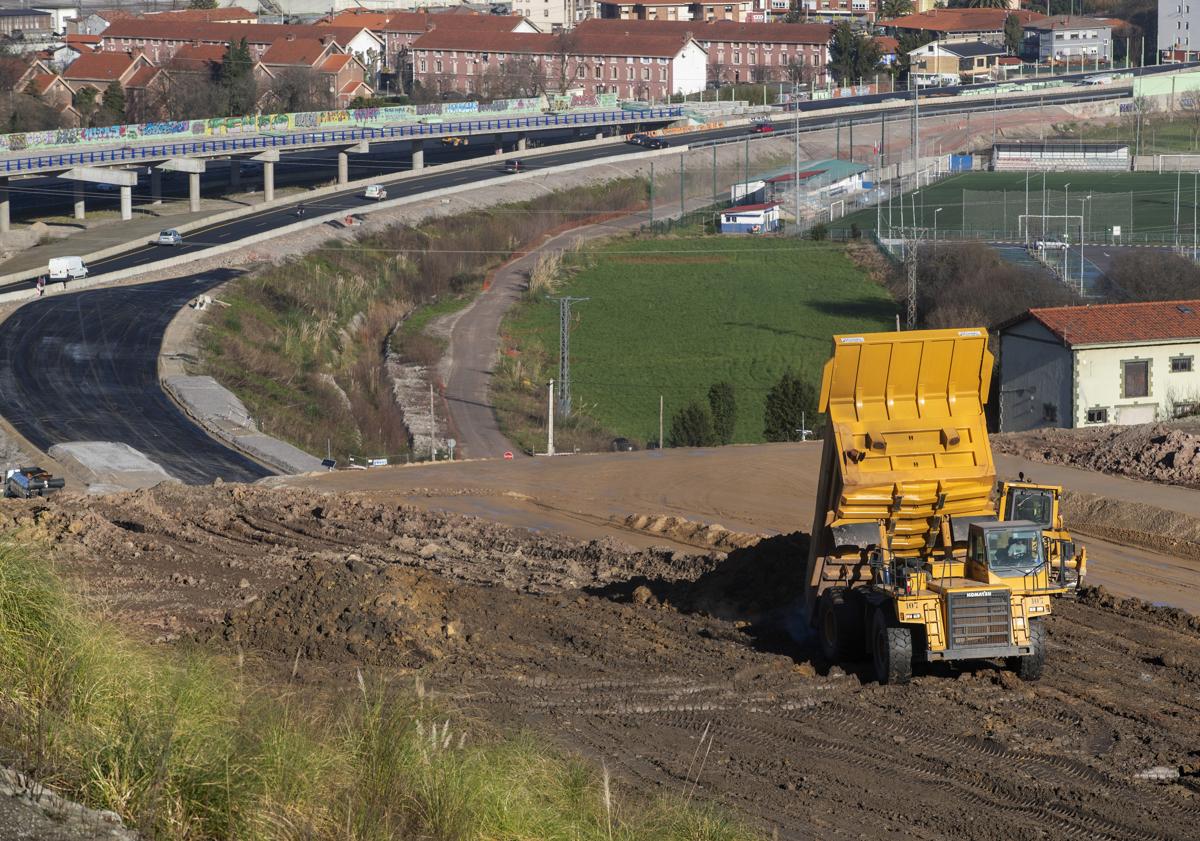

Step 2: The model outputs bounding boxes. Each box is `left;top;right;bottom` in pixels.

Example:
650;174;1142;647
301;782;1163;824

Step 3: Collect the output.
0;271;270;484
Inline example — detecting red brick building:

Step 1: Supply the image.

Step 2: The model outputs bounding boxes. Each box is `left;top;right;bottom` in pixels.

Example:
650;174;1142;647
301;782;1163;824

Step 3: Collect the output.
576;19;833;84
410;26;708;100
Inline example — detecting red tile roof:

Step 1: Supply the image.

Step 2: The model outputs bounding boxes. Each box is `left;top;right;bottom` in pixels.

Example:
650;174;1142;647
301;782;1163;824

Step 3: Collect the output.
28;72;61;95
322;10;394;29
165;43;227;72
125;65;160;88
65;33;101;45
877;8;1044;32
143;6;257;22
411;26;694;57
1023;300;1200;346
873;35;899;53
62;50;140;81
101;20;379;49
577;18;831;44
261;37;335;66
1025;14;1112;31
321;53;353;72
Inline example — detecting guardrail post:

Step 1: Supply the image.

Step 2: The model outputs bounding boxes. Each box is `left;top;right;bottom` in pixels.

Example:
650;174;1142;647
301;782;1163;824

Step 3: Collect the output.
0;177;8;234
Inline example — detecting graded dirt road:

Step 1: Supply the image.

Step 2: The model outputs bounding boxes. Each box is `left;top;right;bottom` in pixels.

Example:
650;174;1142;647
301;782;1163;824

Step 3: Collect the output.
287;443;1200;614
22;480;1200;841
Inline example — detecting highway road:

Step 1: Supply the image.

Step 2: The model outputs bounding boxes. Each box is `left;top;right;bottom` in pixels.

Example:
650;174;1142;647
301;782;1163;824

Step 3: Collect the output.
0;271;271;484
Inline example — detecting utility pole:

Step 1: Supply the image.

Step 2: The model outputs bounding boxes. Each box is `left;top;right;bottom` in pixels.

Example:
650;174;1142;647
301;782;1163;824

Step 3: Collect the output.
429;382;436;459
906;235;919;329
794;105;801;232
649;160;655;224
547;379;555;456
658;395;664;449
554;296;588;418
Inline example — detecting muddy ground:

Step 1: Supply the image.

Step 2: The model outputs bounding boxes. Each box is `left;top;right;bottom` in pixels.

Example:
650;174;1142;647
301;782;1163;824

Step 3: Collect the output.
13;482;1200;841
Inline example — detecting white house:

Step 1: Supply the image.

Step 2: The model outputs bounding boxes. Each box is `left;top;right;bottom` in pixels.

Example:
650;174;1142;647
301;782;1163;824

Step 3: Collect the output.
998;300;1200;432
1023;15;1113;64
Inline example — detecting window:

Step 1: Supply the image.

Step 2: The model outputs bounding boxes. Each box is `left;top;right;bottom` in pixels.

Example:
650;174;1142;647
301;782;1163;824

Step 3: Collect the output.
1042;403;1057;423
1172;355;1194;373
611;65;618;78
1122;359;1150;398
1086;407;1109;424
642;66;650;80
595;66;602;78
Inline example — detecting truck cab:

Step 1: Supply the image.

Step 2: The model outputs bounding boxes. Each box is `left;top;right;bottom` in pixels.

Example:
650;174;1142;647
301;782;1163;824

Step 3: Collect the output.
997;479;1086;590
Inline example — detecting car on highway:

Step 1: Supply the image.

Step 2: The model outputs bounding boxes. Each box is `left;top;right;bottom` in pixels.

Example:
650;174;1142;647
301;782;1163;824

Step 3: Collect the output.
363;184;388;201
503;159;526;173
155;229;183;247
627;133;668;149
1034;237;1067;250
441;136;469;147
750;122;775;134
1081;74;1114;86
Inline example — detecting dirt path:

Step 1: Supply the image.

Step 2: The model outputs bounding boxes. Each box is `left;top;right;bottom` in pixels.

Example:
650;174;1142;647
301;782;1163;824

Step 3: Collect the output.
287;444;1200;614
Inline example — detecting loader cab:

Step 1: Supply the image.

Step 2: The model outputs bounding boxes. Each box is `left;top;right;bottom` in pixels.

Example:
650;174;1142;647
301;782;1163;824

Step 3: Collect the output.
967;521;1046;579
999;483;1056;529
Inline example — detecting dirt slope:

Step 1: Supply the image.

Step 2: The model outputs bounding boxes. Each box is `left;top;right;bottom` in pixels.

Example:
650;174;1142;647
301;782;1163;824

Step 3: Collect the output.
15;483;1200;841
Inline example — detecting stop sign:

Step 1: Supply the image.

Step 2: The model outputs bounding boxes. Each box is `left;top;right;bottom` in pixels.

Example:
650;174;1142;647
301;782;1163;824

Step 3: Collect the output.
503;451;514;460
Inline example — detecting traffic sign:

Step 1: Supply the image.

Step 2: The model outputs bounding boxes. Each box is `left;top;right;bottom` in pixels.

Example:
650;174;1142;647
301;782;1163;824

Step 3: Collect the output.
503;451;514;460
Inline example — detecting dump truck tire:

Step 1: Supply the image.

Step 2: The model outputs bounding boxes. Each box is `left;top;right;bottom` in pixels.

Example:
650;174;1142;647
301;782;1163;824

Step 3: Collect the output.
818;589;862;662
1009;619;1046;681
871;607;913;685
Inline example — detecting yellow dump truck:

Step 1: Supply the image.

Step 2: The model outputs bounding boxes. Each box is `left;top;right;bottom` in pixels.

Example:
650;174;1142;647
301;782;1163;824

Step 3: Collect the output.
804;327;1057;684
997;477;1086;591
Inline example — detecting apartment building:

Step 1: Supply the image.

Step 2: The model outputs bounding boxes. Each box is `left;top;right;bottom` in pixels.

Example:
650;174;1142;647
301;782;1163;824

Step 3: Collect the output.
1159;1;1200;62
1023;16;1113;63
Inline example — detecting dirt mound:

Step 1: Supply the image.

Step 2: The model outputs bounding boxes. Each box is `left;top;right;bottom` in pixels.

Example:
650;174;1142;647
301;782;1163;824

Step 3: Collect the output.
994;422;1200;487
622;513;763;551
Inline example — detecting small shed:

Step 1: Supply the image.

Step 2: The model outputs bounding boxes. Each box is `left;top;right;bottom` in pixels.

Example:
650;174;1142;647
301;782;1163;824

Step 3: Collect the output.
720;202;781;234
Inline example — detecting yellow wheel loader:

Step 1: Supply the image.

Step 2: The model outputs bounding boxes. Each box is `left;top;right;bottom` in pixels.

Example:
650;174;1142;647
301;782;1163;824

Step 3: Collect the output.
996;476;1086;592
805;327;1057;685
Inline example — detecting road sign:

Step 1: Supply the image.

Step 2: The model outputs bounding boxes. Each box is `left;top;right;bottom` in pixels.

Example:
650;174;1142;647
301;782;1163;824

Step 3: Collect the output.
503;451;514;460
369;457;388;467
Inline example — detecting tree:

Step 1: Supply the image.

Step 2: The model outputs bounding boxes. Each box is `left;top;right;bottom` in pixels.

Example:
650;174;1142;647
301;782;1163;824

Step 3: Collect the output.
553;31;580;95
73;86;97;125
1004;13;1024;57
880;0;913;17
809;222;828;241
894;30;935;80
189;0;218;8
668;401;716;448
785;58;813;88
763;370;818;443
268;67;332;113
101;80;125;119
827;21;882;84
707;382;736;445
220;38;257;115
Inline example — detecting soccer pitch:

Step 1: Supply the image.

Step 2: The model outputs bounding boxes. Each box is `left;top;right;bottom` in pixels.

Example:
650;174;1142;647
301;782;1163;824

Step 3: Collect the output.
840;172;1200;244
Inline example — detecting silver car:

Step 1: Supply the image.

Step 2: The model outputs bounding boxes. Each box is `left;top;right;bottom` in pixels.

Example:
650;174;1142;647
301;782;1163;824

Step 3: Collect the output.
156;229;182;246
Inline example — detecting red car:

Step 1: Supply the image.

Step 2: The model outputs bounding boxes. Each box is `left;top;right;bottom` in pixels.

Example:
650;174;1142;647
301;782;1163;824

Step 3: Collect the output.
750;123;775;134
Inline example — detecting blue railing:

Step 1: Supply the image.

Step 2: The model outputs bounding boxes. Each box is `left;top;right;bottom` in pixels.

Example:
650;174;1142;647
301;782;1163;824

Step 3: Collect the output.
1;107;684;174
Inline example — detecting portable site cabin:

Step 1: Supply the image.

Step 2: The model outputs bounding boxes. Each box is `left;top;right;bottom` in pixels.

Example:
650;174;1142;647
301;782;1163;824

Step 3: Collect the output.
719;202;781;234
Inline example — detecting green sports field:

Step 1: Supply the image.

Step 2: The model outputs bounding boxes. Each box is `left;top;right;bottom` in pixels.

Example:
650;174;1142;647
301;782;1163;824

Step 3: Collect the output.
506;237;895;445
839;172;1200;244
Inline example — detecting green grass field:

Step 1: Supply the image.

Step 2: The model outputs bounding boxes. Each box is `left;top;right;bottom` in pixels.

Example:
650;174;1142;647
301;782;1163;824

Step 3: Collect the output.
506;237;895;445
840;172;1200;243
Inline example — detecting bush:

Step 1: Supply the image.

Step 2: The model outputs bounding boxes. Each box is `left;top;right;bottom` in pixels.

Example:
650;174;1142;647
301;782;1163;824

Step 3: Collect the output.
763;369;818;442
708;382;736;445
668;401;716;447
809;223;829;241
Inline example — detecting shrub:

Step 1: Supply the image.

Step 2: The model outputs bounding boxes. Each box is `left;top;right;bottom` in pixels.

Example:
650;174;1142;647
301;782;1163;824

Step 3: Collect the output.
668;401;716;447
763;369;818;442
708;382;736;445
809;223;829;241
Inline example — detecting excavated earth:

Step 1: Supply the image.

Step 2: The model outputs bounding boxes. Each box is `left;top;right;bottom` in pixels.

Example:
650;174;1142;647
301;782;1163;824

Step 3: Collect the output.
13;483;1200;841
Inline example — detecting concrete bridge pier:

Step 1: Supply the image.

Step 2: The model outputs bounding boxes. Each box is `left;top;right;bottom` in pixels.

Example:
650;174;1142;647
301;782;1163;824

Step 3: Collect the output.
0;177;9;234
60;166;137;221
120;185;132;220
412;139;425;171
516;133;527;151
337;140;370;185
188;173;201;212
252;150;279;203
73;182;84;220
150;168;162;205
158;158;206;212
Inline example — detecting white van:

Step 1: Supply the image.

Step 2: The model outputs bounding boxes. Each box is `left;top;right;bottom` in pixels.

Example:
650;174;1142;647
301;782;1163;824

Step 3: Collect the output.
362;184;387;201
47;256;88;280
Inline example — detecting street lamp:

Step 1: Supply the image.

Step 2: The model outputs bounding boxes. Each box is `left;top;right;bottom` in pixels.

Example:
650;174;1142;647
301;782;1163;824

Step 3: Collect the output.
1079;195;1092;295
934;207;944;252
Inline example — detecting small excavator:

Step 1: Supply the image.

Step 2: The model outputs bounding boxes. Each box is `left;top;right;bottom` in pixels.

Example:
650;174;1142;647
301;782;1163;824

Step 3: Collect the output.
996;474;1086;592
4;467;65;499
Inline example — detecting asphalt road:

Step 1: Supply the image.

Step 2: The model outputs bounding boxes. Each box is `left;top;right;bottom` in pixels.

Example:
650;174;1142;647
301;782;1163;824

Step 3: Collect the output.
0;271;271;484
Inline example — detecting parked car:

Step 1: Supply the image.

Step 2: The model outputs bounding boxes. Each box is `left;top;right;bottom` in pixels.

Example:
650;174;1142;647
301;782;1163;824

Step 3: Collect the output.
156;229;182;247
363;184;387;201
47;256;87;280
627;133;668;149
750;123;775;134
503;159;525;173
611;437;636;452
